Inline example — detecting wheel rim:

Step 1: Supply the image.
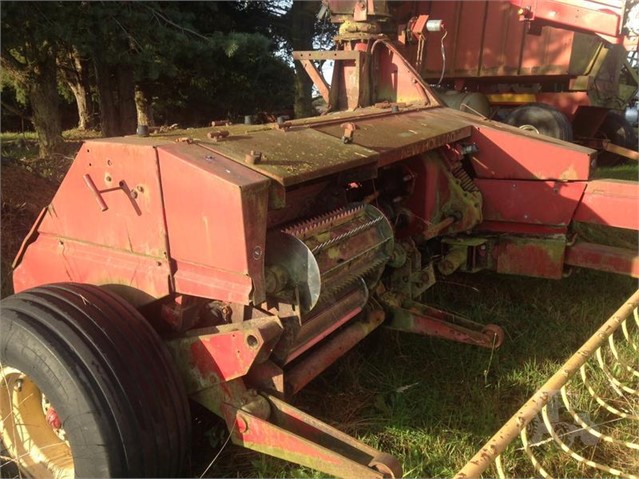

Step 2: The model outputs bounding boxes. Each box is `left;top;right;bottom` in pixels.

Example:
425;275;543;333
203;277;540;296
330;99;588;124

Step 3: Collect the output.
518;124;540;134
0;366;74;478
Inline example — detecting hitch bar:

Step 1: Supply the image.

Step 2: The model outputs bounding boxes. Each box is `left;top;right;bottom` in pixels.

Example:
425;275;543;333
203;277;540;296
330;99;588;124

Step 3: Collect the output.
383;298;504;348
222;393;403;479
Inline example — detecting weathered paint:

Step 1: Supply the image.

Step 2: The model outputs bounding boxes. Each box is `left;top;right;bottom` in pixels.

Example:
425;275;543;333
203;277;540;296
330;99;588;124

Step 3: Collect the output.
565;242;639;278
469;124;592;181
493;236;566;278
475;179;587;226
573;180;639;231
167;316;283;391
223;393;400;479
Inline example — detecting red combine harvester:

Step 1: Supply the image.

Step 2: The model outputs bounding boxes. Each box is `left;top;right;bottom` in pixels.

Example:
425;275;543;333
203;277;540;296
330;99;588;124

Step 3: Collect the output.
405;0;638;162
1;1;638;478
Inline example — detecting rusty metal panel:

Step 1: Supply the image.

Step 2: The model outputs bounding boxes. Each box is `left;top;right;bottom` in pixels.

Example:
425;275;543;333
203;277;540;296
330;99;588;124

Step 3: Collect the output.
167;316;283;388
313;109;471;167
521;22;576;75
565;241;639;277
512;0;626;37
422;0;579;79
12;234;171;304
481;1;527;76
475;179;587;225
38;141;169;258
200;128;378;187
572;179;639;230
470;124;592;180
493;236;566;278
157;143;270;304
172;260;254;305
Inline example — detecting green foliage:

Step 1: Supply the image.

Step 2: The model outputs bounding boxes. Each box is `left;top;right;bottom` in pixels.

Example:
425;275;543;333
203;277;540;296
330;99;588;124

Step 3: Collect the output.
1;1;296;135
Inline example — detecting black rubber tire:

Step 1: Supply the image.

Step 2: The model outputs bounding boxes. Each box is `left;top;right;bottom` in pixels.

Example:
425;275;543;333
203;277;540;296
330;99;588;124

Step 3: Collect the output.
0;283;191;477
596;112;638;166
505;103;574;141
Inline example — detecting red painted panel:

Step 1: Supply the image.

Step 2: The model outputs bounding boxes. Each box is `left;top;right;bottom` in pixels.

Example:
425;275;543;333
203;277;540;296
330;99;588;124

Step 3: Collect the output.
451;1;487;76
573;180;639;230
470;124;592;180
422;0;577;79
476;179;587;225
173;260;253;305
565;242;639;277
38;141;169;258
158;143;270;304
13;234;171;304
492;237;566;278
521;22;575;74
482;1;525;75
514;0;624;37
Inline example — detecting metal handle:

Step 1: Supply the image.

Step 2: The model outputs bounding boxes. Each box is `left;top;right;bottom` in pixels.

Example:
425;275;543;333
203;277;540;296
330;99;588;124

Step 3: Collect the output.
83;174;108;212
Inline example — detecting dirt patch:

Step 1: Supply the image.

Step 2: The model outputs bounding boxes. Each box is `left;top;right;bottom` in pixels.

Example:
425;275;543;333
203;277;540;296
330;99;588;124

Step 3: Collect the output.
1;163;60;297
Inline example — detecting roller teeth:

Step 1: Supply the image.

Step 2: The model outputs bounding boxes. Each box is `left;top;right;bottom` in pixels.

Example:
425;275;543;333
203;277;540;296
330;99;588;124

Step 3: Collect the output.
311;216;384;254
317;256;388;304
283;203;366;239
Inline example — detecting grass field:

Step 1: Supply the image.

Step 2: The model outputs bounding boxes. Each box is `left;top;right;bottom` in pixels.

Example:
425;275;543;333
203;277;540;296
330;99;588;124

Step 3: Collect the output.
1;132;637;478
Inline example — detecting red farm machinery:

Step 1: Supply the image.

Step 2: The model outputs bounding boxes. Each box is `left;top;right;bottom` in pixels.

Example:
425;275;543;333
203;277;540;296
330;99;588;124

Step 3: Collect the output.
1;1;638;478
400;0;639;163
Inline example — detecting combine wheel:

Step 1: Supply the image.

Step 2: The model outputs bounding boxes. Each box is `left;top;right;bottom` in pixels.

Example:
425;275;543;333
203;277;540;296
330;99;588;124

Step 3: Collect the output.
0;283;191;478
505;103;573;141
482;324;505;348
595;111;638;166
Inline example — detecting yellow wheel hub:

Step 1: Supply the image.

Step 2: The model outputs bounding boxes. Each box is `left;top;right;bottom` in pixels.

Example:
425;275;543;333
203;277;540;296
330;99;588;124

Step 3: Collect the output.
0;366;74;478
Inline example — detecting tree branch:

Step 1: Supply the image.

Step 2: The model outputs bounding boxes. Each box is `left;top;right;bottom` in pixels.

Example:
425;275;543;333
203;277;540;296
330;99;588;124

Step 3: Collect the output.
0;100;32;122
145;6;210;42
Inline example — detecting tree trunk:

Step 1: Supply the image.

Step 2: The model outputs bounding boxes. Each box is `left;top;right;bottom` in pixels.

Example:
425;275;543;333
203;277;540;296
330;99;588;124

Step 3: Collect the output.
117;66;137;135
289;1;318;118
59;48;95;130
29;55;64;158
68;81;93;130
134;84;154;127
94;58;120;137
293;66;314;119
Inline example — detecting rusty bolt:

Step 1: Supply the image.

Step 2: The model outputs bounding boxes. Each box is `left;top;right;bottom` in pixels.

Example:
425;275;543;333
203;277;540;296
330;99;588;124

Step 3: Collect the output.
245;150;262;165
275;121;292;132
236;414;249;433
221;305;233;322
340;122;357;144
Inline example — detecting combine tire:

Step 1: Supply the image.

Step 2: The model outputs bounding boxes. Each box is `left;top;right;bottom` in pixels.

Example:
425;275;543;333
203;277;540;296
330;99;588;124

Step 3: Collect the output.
596;112;638;166
505;103;573;141
0;283;190;478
